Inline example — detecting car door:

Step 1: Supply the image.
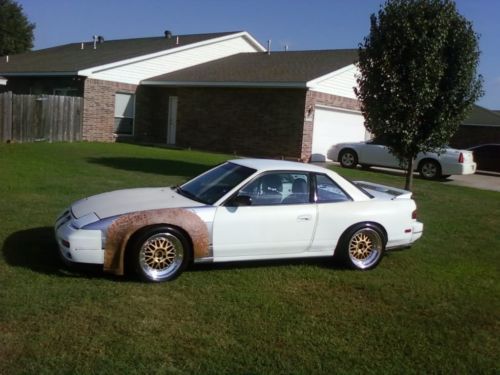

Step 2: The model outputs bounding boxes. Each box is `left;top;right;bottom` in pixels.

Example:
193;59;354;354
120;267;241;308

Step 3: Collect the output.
212;172;317;259
358;137;398;167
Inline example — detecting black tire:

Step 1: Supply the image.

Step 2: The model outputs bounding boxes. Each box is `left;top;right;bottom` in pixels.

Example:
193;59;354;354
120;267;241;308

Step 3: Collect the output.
337;224;385;270
130;225;190;282
339;149;358;168
418;159;441;180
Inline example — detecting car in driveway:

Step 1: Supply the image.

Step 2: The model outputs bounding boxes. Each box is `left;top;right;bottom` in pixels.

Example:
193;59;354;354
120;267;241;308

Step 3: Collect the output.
467;144;500;173
328;138;476;179
55;159;423;282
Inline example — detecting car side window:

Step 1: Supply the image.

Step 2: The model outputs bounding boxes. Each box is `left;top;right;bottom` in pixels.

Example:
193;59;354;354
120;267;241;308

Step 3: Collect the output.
237;172;310;206
315;174;350;203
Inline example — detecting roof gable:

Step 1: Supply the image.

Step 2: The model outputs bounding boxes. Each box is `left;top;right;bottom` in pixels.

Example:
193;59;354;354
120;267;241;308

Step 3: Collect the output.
0;32;249;74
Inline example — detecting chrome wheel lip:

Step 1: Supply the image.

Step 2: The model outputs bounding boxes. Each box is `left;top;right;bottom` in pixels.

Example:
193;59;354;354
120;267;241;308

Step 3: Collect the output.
341;152;355;167
139;232;184;281
348;228;383;269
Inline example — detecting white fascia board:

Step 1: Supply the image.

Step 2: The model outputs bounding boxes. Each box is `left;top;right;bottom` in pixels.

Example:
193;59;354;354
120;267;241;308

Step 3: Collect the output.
141;80;307;88
314;104;362;114
306;63;357;88
0;72;77;76
77;31;265;77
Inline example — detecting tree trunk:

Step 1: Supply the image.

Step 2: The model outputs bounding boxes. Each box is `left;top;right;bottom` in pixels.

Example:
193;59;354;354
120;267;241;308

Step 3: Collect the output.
405;157;414;191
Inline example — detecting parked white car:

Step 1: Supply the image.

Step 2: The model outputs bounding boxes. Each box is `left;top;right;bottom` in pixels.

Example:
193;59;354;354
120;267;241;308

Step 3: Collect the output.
55;159;423;282
328;138;476;179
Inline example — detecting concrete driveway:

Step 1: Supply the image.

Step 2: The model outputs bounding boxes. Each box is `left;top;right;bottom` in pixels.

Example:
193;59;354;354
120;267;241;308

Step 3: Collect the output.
443;172;500;192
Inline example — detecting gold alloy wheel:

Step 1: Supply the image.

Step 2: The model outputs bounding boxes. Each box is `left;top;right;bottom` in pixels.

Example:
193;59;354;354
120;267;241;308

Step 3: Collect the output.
139;232;184;280
348;228;383;269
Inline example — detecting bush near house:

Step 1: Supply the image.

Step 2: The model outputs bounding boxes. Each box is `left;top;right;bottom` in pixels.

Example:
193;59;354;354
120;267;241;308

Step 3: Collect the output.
0;143;498;374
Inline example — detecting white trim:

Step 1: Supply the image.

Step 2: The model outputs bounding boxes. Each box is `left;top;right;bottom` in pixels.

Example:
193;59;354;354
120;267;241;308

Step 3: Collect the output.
314;104;362;115
0;77;6;85
141;80;307;88
306;64;357;88
77;32;265;77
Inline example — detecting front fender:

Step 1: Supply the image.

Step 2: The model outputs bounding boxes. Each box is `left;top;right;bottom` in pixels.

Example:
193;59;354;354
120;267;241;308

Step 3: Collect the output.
104;208;210;275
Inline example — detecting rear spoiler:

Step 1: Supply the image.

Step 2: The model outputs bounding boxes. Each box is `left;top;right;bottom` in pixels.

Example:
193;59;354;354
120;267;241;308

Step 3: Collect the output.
354;181;413;200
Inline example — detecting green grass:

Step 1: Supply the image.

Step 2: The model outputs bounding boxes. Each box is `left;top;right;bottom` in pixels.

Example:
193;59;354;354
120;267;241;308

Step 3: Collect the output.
0;142;498;374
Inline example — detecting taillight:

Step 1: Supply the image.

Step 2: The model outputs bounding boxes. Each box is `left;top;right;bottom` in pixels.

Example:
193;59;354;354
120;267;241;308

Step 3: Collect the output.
458;152;464;163
412;210;417;220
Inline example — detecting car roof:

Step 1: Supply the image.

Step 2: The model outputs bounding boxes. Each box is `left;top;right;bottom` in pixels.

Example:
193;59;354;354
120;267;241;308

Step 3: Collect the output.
229;158;330;173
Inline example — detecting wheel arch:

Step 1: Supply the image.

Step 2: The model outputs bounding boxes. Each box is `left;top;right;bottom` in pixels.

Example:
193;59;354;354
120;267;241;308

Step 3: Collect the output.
417;157;441;171
104;208;210;276
334;221;388;255
338;147;358;160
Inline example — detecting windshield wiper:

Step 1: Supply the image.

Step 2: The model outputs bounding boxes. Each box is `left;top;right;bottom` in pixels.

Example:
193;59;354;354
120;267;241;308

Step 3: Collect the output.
176;186;206;204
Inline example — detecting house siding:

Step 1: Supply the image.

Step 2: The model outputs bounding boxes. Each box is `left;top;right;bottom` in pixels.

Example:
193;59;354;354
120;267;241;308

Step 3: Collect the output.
82;78;137;141
309;64;359;99
87;36;260;85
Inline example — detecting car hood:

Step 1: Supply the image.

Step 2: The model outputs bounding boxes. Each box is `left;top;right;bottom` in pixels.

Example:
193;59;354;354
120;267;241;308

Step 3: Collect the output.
71;187;202;219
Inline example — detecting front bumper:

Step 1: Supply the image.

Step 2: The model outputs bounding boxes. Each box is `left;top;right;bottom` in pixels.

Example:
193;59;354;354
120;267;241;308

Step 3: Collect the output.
54;210;104;265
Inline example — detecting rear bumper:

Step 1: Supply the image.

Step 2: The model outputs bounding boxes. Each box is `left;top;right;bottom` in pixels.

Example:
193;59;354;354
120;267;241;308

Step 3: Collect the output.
386;221;423;250
442;162;476;176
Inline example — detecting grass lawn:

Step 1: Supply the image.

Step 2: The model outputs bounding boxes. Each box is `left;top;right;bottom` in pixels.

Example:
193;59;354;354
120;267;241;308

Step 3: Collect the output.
0;142;498;374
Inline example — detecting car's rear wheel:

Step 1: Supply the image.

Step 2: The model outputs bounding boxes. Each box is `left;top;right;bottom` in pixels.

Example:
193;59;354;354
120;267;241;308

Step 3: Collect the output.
418;159;441;179
339;225;385;270
131;226;190;282
339;149;358;168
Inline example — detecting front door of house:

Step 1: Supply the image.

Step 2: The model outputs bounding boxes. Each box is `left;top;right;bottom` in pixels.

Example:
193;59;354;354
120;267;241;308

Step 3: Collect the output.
167;96;178;145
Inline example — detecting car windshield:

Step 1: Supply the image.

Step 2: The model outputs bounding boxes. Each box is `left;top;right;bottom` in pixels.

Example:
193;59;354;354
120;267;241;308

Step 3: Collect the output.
178;162;256;205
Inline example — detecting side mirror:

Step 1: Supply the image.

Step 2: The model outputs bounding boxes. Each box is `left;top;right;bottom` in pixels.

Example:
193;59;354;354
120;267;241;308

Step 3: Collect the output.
230;195;252;206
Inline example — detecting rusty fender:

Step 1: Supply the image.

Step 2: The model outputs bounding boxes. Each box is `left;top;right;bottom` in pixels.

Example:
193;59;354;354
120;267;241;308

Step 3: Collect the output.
104;208;210;275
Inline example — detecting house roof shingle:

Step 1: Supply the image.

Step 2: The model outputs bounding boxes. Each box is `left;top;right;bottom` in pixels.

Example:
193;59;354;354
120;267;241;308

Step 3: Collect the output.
0;32;239;74
464;105;500;126
143;49;359;86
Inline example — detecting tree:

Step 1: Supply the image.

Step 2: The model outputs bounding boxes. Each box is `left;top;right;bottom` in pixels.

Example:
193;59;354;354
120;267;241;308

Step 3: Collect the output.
355;0;483;190
0;0;35;56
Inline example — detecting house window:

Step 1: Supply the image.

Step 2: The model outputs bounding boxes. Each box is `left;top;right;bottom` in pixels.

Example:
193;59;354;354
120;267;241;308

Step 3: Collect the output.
114;93;135;135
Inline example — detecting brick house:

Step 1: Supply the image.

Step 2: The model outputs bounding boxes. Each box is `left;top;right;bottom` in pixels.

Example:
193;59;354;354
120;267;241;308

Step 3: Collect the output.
0;31;368;161
450;105;500;148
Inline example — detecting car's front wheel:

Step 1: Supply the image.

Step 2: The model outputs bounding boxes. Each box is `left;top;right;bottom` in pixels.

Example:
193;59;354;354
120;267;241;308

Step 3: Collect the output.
131;226;190;282
418;159;441;179
339;149;358;168
338;225;385;270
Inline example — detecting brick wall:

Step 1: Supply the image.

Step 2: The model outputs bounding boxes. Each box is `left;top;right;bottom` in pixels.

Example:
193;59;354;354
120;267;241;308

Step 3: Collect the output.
450;125;500;148
300;91;361;160
82;79;137;142
145;87;309;159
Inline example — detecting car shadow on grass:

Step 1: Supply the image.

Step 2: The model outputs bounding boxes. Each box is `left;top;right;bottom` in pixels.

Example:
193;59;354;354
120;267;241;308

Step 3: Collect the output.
87;157;213;177
2;227;121;281
2;227;351;281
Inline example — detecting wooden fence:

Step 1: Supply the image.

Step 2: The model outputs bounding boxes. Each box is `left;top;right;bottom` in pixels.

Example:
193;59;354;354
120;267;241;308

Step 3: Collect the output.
0;92;83;143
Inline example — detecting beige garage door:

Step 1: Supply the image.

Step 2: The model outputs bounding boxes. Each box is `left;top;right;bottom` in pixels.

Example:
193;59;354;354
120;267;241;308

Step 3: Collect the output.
311;107;367;162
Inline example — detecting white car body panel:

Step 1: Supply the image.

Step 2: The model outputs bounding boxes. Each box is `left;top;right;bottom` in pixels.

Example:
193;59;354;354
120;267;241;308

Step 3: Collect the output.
329;141;476;176
213;204;317;258
71;187;200;219
55;158;423;272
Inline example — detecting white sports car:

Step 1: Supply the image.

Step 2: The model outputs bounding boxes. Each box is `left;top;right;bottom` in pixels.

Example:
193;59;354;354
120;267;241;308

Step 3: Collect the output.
55;159;423;282
328;138;476;179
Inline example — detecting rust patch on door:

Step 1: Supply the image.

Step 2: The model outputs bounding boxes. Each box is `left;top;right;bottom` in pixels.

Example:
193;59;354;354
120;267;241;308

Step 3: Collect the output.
104;208;210;275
